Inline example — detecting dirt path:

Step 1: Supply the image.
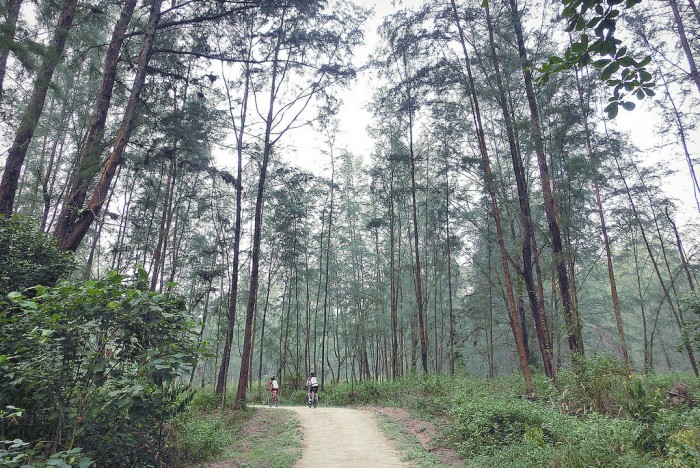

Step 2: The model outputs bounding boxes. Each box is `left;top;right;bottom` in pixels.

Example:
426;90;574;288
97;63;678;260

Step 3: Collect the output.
264;405;410;467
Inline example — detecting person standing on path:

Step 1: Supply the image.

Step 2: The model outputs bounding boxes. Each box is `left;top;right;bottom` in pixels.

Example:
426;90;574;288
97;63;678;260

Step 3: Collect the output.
306;372;318;405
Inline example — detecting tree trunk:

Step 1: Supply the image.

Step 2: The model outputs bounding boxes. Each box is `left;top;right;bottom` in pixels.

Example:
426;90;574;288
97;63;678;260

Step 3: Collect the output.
54;0;138;243
484;4;554;378
452;0;533;393
0;0;23;103
235;27;281;409
216;53;250;396
668;0;700;93
406;73;429;374
664;207;695;291
0;0;78;216
321;154;335;389
506;0;583;357
57;0;162;250
571;61;629;366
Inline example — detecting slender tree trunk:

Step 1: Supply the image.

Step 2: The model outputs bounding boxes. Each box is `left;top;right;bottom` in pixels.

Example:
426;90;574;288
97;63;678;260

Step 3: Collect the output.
150;153;176;290
669;0;700;93
321;154;335;389
0;0;78;216
57;0;162;250
217;56;250;396
235;28;281;409
0;0;24;103
570;61;629;366
665;207;695;291
405;75;429;374
452;0;532;392
484;4;554;378
506;0;583;357
54;0;138;242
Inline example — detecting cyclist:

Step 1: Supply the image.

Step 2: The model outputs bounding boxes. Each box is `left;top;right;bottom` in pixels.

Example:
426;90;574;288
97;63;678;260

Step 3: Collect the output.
267;375;279;403
306;372;318;405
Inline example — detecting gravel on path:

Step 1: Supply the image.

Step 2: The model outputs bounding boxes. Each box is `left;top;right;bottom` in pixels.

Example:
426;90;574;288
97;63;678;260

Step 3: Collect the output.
264;406;411;468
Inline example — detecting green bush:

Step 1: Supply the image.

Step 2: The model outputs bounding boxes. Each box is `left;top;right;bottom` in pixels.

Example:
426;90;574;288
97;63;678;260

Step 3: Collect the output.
0;268;201;466
0;215;74;299
169;415;231;464
556;354;629;414
448;394;568;457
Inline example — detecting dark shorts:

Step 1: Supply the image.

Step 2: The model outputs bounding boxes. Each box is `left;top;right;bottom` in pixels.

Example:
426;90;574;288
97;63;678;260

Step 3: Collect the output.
310;385;319;394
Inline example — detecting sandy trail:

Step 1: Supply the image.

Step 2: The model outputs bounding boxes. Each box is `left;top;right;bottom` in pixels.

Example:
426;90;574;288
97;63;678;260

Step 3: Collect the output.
262;405;410;467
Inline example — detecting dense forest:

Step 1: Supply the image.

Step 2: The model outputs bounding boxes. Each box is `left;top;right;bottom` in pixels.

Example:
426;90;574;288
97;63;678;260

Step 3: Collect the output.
1;0;699;465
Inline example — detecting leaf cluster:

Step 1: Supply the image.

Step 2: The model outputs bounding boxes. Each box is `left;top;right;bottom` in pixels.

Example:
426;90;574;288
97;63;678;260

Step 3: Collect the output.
0;268;202;466
537;0;654;117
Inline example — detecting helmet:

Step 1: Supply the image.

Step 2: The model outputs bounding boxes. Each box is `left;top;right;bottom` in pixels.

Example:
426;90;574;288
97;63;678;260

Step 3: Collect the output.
310;372;315;377
271;376;275;380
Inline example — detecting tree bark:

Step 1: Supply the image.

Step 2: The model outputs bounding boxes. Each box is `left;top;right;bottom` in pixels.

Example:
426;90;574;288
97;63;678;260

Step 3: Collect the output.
405;69;429;374
571;61;629;366
484;3;554;378
54;0;138;243
320;154;335;389
507;0;584;357
57;0;163;251
451;0;533;393
235;25;281;409
0;0;24;103
216;47;251;396
0;0;78;216
668;0;700;93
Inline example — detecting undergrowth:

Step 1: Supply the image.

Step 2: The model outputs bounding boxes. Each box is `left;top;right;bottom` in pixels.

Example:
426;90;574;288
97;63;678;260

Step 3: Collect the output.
166;386;302;467
312;358;700;467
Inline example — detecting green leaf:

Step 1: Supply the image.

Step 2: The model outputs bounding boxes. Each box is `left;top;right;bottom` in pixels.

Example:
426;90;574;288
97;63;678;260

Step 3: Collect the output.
592;58;611;68
620;101;636;111
605;102;619;118
600;61;620;80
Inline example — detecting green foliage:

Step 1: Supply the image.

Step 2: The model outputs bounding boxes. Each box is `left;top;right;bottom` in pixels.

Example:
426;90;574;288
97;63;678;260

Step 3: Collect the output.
622;378;664;450
680;291;700;352
0;215;74;299
448;394;568;457
0;268;201;466
376;413;444;467
556;354;629;414
1;442;93;468
223;409;301;468
168;414;231;464
538;0;654;115
330;372;698;466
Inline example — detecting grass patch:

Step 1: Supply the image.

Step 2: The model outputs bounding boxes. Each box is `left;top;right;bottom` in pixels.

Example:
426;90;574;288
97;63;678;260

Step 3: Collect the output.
375;412;445;467
220;408;302;467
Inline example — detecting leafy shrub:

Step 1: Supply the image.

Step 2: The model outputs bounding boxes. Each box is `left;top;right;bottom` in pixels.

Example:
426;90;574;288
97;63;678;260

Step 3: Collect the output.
0;215;74;299
448;394;568;457
557;354;629;414
0;268;201;466
168;415;231;464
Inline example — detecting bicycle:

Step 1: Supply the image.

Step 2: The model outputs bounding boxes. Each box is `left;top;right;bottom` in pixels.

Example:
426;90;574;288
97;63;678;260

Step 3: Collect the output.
306;388;318;408
267;391;280;407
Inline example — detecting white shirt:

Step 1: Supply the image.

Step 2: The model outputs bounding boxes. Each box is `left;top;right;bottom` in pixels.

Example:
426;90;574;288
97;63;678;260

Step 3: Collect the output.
271;379;279;389
308;376;318;386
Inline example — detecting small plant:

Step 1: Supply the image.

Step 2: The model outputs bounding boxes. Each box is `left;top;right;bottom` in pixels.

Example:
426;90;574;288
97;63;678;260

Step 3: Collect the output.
621;378;664;451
